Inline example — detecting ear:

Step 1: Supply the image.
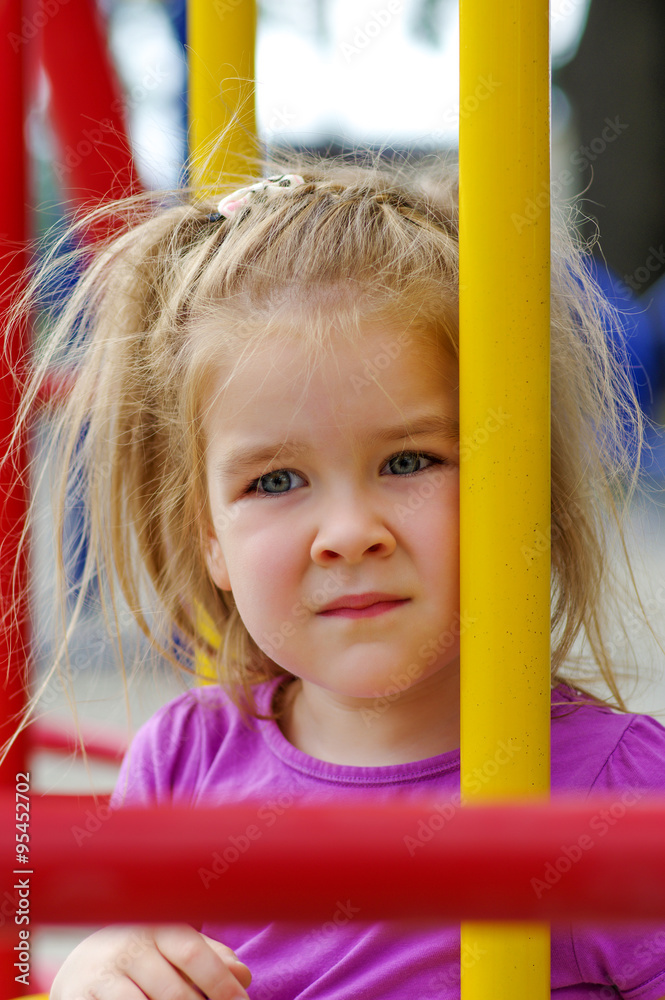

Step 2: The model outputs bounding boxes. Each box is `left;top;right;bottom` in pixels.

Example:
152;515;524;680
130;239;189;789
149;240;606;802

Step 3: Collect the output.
205;535;231;591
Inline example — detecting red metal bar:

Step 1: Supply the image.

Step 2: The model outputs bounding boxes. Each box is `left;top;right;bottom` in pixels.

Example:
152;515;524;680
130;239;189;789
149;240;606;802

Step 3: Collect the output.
30;720;126;763
0;0;30;991
0;0;29;780
42;0;141;210
2;797;665;929
0;0;29;777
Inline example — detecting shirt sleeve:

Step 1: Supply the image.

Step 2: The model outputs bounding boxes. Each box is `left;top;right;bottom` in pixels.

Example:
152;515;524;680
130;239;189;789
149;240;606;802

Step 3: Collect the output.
110;688;214;808
571;713;665;999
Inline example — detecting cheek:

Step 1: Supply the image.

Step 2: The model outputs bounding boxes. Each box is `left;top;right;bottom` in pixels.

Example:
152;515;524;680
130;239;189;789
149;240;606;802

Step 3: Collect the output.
222;526;300;625
414;485;459;586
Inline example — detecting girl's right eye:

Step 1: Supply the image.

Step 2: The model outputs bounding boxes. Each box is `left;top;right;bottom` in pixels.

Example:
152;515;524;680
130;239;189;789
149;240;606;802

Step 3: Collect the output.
245;469;306;497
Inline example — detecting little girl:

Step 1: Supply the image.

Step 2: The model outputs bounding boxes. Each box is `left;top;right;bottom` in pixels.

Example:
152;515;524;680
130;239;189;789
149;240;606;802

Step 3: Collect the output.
20;157;665;999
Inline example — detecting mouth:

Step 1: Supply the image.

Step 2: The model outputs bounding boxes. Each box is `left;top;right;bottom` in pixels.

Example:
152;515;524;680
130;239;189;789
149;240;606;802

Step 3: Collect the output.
317;593;410;619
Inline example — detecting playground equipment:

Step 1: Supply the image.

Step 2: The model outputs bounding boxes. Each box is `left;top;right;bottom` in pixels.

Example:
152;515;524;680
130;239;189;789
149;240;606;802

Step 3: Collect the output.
188;0;256;188
1;1;665;998
0;0;139;989
7;798;665;925
459;0;550;992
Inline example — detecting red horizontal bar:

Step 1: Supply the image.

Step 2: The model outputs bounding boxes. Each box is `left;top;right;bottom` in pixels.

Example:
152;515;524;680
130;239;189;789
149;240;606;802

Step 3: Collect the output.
2;796;665;929
30;720;127;763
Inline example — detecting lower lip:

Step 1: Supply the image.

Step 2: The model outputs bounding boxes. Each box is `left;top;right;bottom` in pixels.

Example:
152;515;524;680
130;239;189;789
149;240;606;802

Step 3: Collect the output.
318;600;409;619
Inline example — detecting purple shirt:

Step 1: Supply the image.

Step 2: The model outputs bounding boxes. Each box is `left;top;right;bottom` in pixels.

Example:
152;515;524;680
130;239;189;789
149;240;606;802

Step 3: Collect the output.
112;680;665;999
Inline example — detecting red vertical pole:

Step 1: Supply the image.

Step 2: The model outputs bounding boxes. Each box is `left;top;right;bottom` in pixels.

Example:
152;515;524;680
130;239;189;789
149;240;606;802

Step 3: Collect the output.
0;0;30;993
42;0;141;209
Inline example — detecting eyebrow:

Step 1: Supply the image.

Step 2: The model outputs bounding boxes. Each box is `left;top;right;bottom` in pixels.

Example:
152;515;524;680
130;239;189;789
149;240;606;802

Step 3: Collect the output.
215;413;459;481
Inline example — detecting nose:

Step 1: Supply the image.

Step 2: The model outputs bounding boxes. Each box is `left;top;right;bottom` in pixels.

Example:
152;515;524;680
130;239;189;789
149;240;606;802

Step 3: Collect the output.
310;496;396;566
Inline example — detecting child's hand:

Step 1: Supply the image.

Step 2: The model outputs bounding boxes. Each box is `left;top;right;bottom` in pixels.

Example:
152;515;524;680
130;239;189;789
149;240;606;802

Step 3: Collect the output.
50;924;252;1000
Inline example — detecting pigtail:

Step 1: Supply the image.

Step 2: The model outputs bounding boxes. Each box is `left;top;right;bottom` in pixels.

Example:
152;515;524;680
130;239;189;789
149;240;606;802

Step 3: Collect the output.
6;152;656;737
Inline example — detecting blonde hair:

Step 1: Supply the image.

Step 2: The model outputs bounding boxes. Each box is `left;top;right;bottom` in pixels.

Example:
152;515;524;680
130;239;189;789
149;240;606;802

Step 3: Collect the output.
12;152;647;725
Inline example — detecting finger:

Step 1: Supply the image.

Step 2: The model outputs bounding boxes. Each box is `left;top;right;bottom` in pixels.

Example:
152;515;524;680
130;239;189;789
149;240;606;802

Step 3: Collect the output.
120;946;207;1000
77;977;150;1000
50;927;155;1000
88;971;157;1000
200;935;252;990
91;934;206;1000
225;959;252;992
49;964;144;1000
153;926;250;1000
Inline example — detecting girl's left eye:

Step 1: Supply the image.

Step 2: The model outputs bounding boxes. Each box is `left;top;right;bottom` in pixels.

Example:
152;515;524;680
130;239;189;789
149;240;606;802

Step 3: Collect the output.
382;451;441;476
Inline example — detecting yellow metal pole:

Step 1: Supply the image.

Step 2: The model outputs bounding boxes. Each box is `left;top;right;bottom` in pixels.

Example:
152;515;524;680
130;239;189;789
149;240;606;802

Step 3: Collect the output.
188;0;257;191
459;0;551;996
188;0;257;677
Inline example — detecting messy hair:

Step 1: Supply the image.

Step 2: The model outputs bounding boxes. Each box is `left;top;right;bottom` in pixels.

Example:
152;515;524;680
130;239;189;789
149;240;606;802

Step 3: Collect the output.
10;151;648;725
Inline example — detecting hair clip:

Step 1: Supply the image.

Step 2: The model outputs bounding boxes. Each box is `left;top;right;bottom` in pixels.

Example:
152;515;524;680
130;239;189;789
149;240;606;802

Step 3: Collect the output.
216;174;305;219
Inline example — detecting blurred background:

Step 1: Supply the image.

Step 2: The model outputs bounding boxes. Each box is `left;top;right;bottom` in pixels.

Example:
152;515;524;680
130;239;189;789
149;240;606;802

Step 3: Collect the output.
27;0;665;806
29;0;665;277
11;0;665;987
28;0;665;444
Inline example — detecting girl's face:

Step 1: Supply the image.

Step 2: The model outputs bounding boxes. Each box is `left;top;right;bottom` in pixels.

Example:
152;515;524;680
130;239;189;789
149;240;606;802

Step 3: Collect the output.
204;322;460;703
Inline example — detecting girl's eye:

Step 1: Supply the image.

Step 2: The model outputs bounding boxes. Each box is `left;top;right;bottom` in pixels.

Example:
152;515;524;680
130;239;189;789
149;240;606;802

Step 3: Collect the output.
383;451;441;476
242;451;445;495
248;469;305;496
